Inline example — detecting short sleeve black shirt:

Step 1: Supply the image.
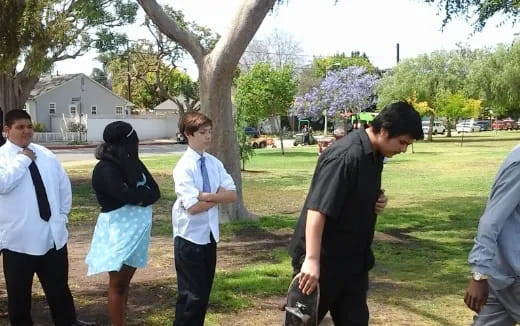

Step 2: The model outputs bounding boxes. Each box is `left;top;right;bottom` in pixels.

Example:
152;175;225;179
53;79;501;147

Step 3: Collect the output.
288;128;384;274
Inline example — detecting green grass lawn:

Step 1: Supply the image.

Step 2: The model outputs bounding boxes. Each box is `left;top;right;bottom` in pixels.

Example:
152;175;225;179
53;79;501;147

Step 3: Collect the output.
65;130;520;325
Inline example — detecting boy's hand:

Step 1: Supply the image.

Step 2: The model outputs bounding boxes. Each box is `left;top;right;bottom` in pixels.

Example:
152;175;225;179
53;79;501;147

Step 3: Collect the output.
19;148;36;161
375;189;388;214
298;257;320;295
198;192;212;202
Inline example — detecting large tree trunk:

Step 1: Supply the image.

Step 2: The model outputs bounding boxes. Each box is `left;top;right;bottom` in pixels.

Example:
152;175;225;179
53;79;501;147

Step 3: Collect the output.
427;114;434;141
138;0;277;221
0;72;38;122
200;63;253;222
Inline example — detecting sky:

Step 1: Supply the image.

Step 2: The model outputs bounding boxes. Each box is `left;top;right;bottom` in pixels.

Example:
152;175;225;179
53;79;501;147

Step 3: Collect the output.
54;0;519;79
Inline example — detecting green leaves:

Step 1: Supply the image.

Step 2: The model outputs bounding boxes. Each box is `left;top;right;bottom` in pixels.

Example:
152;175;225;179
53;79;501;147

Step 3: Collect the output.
0;0;138;76
235;63;298;126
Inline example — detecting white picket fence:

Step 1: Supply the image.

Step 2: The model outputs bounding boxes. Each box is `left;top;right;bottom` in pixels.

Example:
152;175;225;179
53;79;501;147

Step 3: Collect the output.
32;132;86;143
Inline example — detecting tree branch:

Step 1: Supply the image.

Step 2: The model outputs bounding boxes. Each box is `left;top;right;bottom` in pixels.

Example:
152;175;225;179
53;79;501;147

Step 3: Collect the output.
137;0;205;67
210;0;277;78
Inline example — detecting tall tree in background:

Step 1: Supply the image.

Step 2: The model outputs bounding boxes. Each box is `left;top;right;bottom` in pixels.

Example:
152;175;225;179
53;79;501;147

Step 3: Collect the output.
240;28;305;70
466;43;520;117
235;63;297;155
0;0;137;120
137;0;280;221
377;50;474;140
105;46;198;111
293;66;378;121
312;52;376;78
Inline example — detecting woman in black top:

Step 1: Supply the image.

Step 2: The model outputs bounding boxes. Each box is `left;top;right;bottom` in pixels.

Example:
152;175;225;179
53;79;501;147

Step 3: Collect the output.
85;121;160;326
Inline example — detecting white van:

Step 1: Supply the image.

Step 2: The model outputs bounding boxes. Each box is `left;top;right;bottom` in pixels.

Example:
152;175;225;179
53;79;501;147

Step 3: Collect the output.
422;121;446;135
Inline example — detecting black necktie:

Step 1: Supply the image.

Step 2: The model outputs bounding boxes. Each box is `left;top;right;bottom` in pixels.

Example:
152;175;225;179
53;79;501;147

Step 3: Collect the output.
28;161;51;221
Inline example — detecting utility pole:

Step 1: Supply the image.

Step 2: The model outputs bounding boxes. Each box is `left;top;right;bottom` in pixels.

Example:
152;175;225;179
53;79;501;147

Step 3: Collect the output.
396;43;400;64
126;40;132;102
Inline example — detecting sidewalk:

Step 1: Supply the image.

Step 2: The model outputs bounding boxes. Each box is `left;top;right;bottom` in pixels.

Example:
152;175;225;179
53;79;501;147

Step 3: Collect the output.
42;138;178;150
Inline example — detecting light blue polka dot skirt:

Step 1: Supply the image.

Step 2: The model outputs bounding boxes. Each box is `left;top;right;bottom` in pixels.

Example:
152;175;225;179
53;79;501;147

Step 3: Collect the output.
85;204;153;275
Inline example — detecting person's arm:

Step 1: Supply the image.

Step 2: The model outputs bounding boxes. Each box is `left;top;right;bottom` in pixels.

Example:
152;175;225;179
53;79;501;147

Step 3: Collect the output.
140;162;161;206
173;162;215;215
298;209;325;295
295;156;351;294
57;161;72;218
0;150;33;194
375;189;388;214
465;161;520;312
93;162;157;206
199;187;237;204
198;159;237;204
187;201;217;215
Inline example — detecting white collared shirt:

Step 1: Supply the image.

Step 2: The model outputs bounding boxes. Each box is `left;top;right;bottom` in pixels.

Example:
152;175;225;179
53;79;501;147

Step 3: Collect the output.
0;140;72;255
172;146;236;244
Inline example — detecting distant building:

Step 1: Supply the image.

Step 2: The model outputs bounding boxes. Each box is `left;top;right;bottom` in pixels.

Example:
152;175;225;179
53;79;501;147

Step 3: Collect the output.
153;99;180;114
24;73;133;131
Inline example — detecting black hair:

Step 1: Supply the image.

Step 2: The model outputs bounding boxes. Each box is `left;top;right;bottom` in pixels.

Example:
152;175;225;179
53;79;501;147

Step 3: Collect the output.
96;123;142;187
371;101;424;140
5;110;31;127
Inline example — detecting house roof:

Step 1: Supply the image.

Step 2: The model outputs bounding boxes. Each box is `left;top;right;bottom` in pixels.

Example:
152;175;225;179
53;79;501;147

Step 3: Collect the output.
28;73;134;106
153;99;180;112
29;74;82;99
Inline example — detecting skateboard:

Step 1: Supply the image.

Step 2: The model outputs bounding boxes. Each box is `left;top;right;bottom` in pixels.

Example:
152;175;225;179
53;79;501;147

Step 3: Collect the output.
283;275;320;326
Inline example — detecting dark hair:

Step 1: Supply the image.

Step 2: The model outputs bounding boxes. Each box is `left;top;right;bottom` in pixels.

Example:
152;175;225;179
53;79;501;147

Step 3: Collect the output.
96;121;141;186
179;112;212;137
5;110;31;127
371;101;424;140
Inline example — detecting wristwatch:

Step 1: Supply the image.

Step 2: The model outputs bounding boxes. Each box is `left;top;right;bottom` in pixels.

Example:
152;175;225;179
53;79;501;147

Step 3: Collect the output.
472;272;489;281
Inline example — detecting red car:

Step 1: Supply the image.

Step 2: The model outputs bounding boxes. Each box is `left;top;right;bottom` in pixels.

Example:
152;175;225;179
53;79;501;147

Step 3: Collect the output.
492;119;518;130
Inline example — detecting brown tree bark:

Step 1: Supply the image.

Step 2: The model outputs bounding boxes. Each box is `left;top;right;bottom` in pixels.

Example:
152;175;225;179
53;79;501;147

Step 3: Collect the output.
0;70;39;123
138;0;278;221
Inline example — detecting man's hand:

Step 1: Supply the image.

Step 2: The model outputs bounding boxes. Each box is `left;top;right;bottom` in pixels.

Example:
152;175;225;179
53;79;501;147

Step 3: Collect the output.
464;279;489;313
375;190;388;214
298;257;320;295
198;192;212;202
19;148;36;161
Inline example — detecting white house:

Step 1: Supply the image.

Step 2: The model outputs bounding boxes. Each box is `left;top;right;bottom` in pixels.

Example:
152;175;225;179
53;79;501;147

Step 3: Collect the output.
25;73;133;131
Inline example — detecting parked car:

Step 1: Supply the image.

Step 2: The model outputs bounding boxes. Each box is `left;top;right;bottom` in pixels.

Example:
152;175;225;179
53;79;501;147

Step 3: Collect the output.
244;127;260;138
492;119;518;130
176;132;187;144
422;121;446;135
456;121;481;133
475;120;492;131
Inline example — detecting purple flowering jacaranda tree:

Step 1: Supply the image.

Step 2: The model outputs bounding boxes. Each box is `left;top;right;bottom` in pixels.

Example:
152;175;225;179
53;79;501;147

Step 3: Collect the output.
292;66;379;119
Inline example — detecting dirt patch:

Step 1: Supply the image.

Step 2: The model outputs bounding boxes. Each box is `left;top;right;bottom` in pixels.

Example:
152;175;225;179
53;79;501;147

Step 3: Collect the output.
0;227;418;325
0;226;293;325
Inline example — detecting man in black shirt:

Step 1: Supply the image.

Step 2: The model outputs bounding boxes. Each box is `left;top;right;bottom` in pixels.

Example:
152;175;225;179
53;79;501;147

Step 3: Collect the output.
288;101;423;325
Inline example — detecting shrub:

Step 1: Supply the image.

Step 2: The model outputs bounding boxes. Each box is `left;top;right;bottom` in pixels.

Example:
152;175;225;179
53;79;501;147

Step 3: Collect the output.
33;122;46;132
67;121;87;132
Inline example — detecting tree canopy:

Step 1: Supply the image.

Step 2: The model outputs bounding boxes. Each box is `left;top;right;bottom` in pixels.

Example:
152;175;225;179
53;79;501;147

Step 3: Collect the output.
425;0;520;31
312;52;376;78
235;63;297;126
293;66;378;119
0;0;138;118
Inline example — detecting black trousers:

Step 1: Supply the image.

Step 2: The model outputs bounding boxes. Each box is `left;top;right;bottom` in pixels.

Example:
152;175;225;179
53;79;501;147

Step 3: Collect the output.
2;245;76;326
292;256;369;326
173;235;216;326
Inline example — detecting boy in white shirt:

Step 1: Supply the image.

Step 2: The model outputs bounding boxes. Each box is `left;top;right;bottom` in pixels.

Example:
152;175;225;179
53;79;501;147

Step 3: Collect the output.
172;112;237;326
0;109;93;326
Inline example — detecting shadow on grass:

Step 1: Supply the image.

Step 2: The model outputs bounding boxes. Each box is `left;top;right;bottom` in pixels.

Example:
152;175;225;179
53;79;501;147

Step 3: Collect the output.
428;135;520;143
255;150;319;158
370;195;485;323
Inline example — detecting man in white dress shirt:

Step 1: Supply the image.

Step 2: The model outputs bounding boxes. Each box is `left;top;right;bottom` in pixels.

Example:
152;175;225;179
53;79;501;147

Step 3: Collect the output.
0;110;93;326
172;112;237;326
